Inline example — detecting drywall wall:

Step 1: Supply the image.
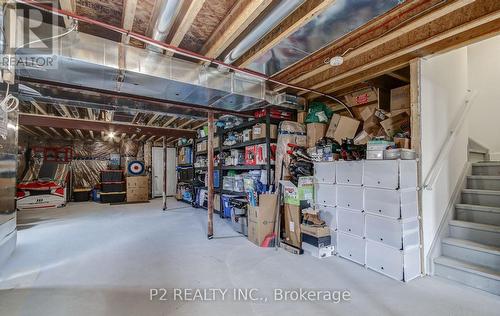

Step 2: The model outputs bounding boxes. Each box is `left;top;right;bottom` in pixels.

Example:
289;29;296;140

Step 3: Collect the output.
420;47;470;271
467;35;500;159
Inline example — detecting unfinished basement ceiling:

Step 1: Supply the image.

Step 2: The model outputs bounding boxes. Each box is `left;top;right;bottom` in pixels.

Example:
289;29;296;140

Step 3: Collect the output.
247;0;402;76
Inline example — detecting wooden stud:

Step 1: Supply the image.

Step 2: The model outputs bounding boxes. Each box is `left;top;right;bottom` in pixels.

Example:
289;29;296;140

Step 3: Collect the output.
169;0;206;47
207;111;214;239
410;58;425;275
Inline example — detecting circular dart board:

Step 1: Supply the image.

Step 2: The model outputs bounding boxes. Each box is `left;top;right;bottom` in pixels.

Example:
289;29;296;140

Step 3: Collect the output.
128;161;145;176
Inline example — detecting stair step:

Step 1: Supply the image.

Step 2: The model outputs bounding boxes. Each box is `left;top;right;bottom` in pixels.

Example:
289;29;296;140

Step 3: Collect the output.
469;149;488;154
472;163;500;176
434;256;500;295
467;176;500;190
442;238;500;270
462;189;500;208
449;220;500;246
455;204;500;226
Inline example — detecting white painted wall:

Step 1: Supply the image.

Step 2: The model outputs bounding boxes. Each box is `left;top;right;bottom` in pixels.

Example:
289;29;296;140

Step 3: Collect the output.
420;47;470;271
467;35;500;159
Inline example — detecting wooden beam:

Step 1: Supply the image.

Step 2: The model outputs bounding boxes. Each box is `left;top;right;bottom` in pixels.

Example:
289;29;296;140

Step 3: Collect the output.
89;130;94;139
234;0;334;67
192;120;207;130
147;113;160;126
75;129;84;138
201;0;274;58
207;111;214;238
169;0;206;47
19;113;198;138
63;128;73;138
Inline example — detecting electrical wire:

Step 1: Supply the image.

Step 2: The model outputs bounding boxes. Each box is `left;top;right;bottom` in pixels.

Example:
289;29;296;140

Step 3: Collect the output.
16;20;78;49
0;84;19;113
16;0;355;116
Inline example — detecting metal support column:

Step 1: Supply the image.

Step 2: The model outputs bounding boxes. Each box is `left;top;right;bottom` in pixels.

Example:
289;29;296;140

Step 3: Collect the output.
207;111;214;238
162;137;168;211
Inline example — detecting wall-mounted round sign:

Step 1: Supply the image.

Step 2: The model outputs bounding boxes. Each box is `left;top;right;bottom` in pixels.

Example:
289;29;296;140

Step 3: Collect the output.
128;161;145;175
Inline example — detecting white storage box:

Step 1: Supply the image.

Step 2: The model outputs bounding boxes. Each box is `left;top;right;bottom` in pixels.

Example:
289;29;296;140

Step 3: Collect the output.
302;243;335;259
337;208;364;237
365;214;419;250
315;183;336;207
316;204;337;231
336;161;363;185
337;185;364;210
366;240;421;282
364;187;418;219
363;160;417;189
337;232;366;265
314;162;336;184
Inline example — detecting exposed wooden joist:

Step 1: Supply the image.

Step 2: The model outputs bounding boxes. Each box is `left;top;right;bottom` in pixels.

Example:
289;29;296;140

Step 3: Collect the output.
146;113;160;126
19;113;198;138
169;0;206;48
162;116;178;127
89;130;94;139
191;120;208;130
75;129;84;138
30;101;47;115
177;119;195;129
121;0;138;43
273;0;500;99
201;0;274;58
35;126;53;137
59;0;76;28
234;0;334;67
63;128;73;138
49;127;62;137
20;126;38;137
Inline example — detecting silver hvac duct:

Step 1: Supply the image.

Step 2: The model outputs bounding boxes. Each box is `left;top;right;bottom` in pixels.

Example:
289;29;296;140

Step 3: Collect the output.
223;0;304;64
15;21;276;111
147;0;182;52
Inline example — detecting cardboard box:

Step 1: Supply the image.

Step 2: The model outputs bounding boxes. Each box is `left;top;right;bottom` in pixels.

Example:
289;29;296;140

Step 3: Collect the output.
284;204;301;248
298;176;314;202
302;243;335;259
281;180;299;206
126;176;149;202
297;111;307;124
301;224;331;238
127;175;148;188
242;129;252;142
394;137;410;149
326;114;361;143
352;104;377;121
214;194;221;212
247;194;278;247
245;145;256;165
306;123;326;148
345;87;378;106
390;85;410;111
380;111;410;137
213;136;220;149
252;123;277;139
197;141;207;152
255;143;276;165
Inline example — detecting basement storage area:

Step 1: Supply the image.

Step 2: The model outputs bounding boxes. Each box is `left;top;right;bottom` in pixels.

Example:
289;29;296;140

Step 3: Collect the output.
1;1;500;315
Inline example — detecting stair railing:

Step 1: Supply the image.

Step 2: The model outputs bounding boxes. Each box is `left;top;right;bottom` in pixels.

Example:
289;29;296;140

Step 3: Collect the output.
423;90;478;190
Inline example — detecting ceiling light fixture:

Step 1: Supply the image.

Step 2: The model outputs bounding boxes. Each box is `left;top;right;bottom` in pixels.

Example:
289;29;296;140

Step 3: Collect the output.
329;56;344;67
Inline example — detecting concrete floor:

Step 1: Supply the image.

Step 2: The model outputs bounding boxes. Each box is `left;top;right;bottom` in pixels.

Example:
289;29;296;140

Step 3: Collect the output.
0;198;499;316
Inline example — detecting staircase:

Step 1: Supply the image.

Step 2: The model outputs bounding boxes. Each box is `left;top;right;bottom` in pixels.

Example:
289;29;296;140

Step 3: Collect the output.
434;161;500;295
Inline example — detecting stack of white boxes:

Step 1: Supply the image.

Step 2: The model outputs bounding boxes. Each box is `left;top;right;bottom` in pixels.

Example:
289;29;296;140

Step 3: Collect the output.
314;160;421;282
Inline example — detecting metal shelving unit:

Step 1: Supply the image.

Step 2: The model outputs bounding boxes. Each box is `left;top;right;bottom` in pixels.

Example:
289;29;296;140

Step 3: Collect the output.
176;141;194;205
